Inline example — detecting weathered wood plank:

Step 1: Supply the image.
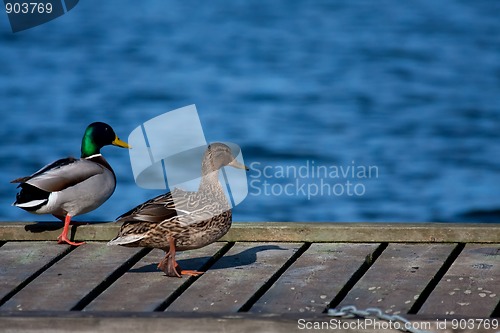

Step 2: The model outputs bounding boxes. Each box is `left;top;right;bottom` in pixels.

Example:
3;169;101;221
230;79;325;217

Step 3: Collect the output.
1;222;499;243
0;222;108;242
0;242;70;303
337;243;456;314
166;242;300;312
249;243;379;313
419;244;500;316
0;243;143;311
85;243;226;312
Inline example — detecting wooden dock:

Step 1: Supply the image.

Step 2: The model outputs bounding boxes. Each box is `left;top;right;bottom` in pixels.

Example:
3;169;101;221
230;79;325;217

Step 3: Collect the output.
0;222;499;332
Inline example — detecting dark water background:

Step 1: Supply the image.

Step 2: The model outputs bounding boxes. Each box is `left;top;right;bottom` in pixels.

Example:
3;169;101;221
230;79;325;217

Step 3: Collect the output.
1;1;500;223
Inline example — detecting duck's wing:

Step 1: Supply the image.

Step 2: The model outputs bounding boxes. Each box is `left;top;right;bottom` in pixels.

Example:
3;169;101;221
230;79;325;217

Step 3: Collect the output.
11;157;77;183
11;157;106;192
108;192;177;246
116;192;178;223
109;189;203;246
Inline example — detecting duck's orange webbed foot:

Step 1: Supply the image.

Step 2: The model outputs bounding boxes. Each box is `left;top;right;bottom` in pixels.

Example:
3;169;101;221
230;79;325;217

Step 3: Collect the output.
173;261;204;276
57;234;85;246
157;260;204;277
179;269;204;277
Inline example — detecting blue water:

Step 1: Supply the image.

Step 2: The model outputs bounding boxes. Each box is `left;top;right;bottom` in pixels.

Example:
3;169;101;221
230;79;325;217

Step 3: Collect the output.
1;1;500;223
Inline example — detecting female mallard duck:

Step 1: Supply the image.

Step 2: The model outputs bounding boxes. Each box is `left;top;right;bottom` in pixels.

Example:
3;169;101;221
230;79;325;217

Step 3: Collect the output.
108;143;248;277
11;122;130;246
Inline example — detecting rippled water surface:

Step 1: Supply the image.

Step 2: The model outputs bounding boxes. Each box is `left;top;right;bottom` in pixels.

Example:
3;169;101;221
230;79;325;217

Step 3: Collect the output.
1;1;500;223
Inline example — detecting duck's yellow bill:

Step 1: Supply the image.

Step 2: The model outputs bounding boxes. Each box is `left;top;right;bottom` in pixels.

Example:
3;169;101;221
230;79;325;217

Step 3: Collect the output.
112;136;131;149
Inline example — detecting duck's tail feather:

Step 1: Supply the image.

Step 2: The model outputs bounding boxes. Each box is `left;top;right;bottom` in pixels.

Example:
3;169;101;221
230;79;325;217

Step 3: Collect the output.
14;199;48;208
13;183;50;212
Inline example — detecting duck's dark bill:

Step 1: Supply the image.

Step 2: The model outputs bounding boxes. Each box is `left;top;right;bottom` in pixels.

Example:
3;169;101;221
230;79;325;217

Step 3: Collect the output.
112;137;131;148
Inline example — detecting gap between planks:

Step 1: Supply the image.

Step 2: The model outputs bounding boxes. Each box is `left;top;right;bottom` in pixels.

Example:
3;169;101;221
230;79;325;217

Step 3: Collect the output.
71;248;152;311
0;243;75;308
326;242;388;311
408;243;465;314
153;242;235;312
237;242;312;312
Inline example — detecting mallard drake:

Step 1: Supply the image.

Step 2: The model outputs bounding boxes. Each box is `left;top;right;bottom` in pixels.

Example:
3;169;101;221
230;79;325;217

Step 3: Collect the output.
108;142;248;277
11;122;130;246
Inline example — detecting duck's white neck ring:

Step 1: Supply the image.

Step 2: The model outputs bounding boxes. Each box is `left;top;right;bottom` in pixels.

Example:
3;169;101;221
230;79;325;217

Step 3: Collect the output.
85;153;103;159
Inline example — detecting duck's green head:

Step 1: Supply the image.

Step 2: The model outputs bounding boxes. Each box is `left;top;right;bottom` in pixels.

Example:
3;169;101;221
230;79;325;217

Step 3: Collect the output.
81;122;130;158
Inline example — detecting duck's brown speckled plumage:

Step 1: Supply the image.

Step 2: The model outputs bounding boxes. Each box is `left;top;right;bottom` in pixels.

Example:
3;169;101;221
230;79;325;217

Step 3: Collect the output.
112;186;231;250
108;143;247;277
